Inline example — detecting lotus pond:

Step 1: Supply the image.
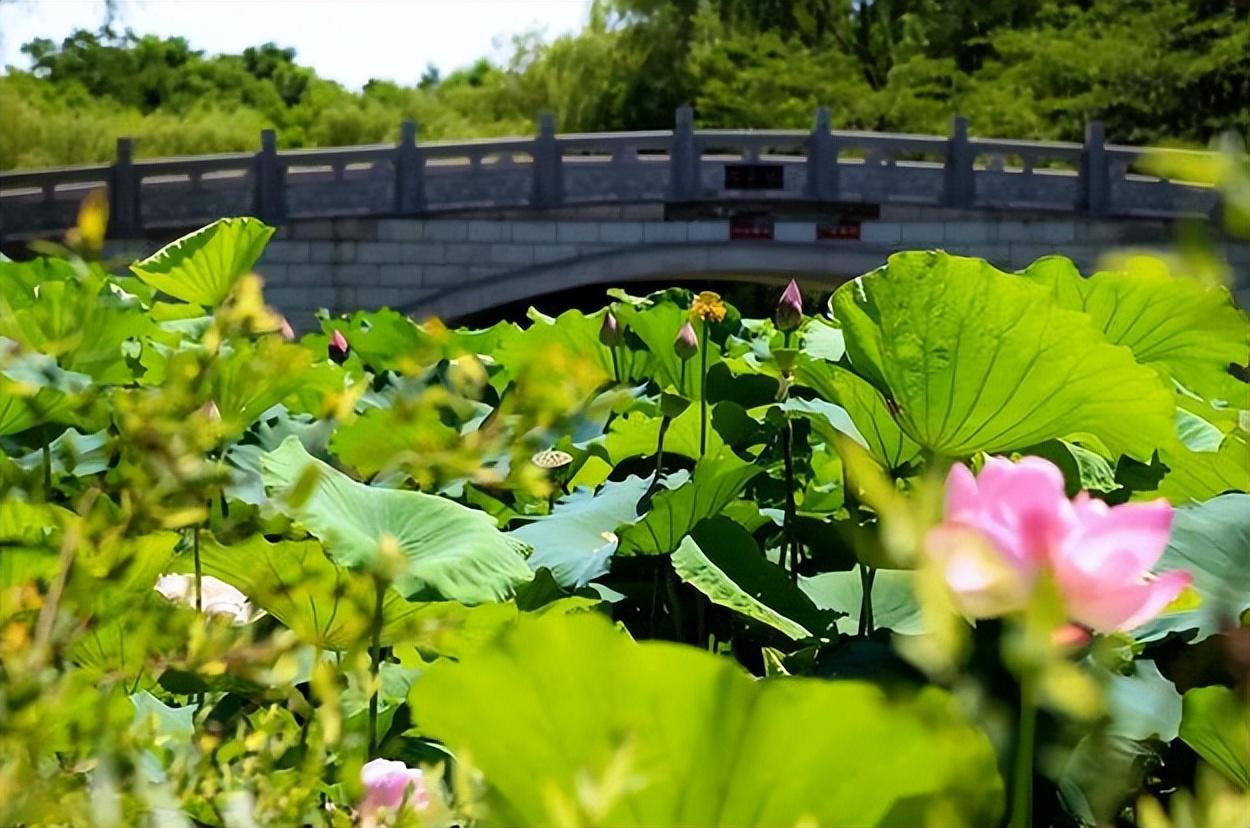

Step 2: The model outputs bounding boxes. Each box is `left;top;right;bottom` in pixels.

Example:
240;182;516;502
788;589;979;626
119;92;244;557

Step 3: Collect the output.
0;210;1247;827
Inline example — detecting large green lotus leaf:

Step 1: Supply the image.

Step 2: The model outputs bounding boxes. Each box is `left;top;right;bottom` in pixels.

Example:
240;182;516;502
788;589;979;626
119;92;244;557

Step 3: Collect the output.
130;217;274;306
195;533;530;652
409;612;1003;827
0;348;93;435
832;252;1176;461
325;308;441;373
1175;408;1226;452
495;307;649;386
1135;494;1250;643
588;403;727;466
800;569;923;635
1023;256;1250;403
210;338;318;437
1156;433;1250;504
508;476;651;588
615;293;723;398
1104;660;1182;742
617;450;761;556
1179;686;1250;788
329;403;463;479
673;518;836;641
795;358;921;470
0;277;153;384
260;436;532;603
781;397;867;448
15;428;110;477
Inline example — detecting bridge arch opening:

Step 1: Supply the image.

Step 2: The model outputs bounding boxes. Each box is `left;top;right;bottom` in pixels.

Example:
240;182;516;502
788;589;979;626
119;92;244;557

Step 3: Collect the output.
402;242;885;324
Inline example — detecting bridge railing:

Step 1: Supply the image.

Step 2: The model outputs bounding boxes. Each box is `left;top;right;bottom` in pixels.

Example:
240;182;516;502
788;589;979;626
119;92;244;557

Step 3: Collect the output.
0;107;1220;240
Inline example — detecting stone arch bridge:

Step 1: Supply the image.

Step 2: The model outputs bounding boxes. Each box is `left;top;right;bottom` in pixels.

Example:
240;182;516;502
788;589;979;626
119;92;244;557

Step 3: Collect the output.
2;109;1246;323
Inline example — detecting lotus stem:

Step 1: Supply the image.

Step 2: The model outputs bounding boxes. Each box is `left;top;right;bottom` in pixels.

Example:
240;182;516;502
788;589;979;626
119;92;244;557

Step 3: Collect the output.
650;415;672;491
857;565;876;636
1009;675;1038;828
41;442;51;498
782;417;799;582
610;345;621;385
665;566;687;643
699;323;709;457
193;525;202;613
368;574;385;756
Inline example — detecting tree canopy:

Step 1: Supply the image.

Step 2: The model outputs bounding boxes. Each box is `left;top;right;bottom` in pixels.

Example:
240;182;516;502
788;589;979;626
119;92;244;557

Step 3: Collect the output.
2;0;1247;169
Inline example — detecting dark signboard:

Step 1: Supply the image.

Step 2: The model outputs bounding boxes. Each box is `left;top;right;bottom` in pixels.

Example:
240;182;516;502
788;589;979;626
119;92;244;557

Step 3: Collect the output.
724;164;784;191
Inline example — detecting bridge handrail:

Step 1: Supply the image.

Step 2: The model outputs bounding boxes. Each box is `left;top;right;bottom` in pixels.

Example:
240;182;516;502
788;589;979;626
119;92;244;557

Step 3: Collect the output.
0;109;1222;237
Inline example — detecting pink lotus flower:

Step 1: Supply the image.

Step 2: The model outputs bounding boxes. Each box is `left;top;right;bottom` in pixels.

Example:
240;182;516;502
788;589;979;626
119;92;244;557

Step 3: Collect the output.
278;316;296;341
360;758;429;819
926;456;1190;632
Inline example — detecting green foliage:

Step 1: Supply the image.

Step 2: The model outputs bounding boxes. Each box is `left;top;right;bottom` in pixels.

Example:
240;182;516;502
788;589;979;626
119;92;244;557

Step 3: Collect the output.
409;612;1004;827
261;436;533;604
0;216;1246;825
1179;686;1250;789
833;251;1177;462
5;0;1247;170
130;217;275;306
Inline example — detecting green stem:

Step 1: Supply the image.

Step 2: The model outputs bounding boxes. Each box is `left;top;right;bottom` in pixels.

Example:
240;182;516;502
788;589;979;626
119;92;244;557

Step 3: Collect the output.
782;417;799;582
610;345;621;385
857;564;876;637
41;442;52;499
1009;675;1038;828
368;575;385;756
665;565;687;643
649;416;672;491
699;324;709;458
193;525;202;613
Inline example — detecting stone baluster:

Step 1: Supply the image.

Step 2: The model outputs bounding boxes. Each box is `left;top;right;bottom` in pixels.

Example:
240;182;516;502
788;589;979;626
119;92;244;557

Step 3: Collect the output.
531;113;564;208
394;119;425;214
253;129;286;223
667;105;700;201
109;137;140;235
942;116;975;208
804;106;839;201
1079;121;1109;216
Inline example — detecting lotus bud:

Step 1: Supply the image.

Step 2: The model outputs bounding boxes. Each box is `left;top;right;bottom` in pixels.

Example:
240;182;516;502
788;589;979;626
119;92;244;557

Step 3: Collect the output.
674;321;698;361
599;311;623;347
278;316;296;341
360;758;429;819
200;400;221;422
328;329;350;364
776;279;803;332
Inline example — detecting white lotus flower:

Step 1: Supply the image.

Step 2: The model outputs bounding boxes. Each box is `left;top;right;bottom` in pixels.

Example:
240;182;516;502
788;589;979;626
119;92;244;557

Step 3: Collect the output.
153;574;262;625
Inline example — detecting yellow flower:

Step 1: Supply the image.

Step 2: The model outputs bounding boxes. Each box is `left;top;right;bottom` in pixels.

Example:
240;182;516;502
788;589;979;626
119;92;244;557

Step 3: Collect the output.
690;291;727;323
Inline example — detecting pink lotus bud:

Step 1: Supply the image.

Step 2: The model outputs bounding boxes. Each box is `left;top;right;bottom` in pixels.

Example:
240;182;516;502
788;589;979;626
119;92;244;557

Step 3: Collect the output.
279;316;296;341
925;456;1190;632
360;758;429;818
674;321;698;361
776;279;803;332
200;401;221;422
328;329;350;364
599;311;623;347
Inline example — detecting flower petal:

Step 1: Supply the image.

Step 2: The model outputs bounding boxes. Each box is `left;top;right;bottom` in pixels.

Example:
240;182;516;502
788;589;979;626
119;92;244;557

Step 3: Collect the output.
1061;498;1173;574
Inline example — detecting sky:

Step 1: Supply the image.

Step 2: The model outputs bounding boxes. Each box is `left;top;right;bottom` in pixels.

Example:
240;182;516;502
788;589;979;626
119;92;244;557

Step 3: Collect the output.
0;0;591;89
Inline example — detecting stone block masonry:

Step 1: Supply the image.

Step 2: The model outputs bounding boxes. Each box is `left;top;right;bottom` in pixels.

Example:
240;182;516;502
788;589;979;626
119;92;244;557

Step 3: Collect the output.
104;214;1248;329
